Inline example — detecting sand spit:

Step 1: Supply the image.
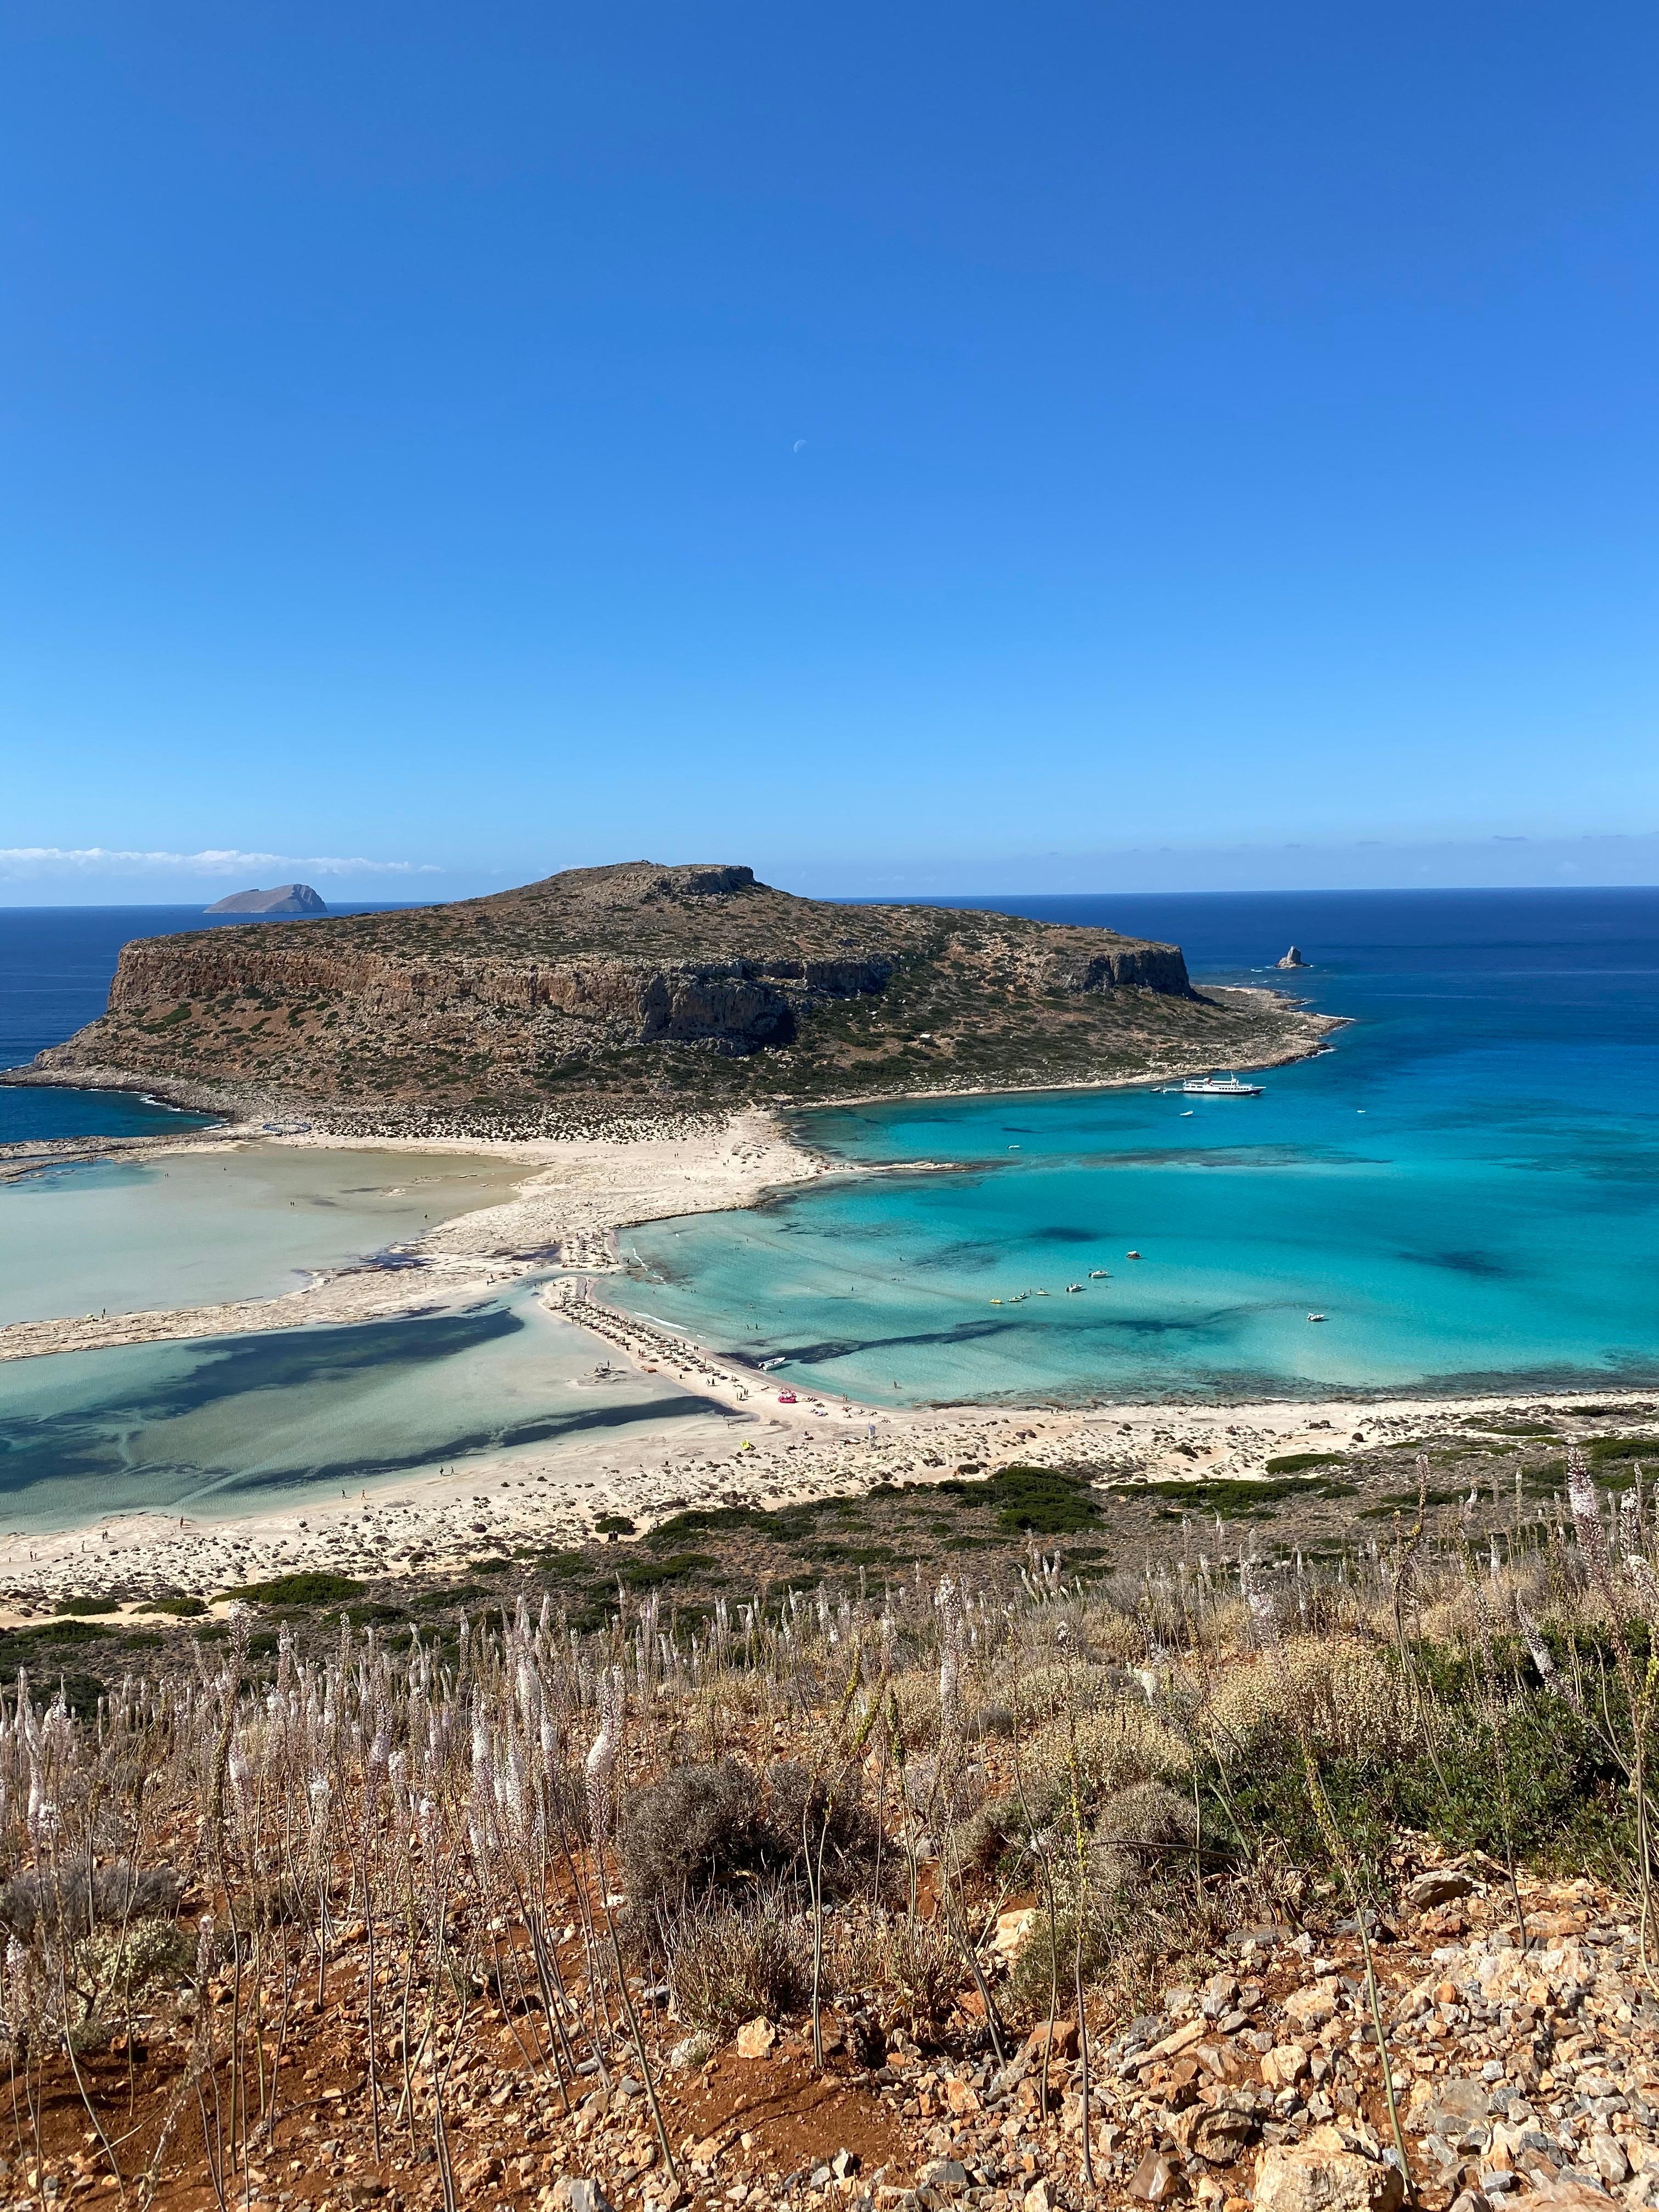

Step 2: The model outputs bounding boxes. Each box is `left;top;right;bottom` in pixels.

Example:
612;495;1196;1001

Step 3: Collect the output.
0;1108;828;1363
1;1264;1650;1613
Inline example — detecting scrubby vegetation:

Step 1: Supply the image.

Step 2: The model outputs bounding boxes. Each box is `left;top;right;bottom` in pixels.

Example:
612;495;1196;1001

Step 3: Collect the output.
0;1445;1655;2208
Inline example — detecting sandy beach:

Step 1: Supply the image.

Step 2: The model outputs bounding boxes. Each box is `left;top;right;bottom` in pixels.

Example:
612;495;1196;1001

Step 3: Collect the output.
0;1107;829;1362
1;1245;1652;1612
4;1100;1655;1618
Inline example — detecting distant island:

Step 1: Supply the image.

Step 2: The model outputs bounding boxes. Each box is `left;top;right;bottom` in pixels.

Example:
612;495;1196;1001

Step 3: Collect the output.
204;883;327;916
19;860;1337;1133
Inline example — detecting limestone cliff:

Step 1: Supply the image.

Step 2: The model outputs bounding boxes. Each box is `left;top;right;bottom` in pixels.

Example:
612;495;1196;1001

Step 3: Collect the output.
25;860;1331;1131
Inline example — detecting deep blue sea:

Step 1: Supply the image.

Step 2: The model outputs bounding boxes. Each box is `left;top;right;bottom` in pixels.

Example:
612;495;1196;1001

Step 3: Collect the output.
617;888;1659;1404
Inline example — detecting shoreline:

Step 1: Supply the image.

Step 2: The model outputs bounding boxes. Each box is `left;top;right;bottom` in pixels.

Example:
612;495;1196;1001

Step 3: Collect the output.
0;1108;834;1363
1;1269;1653;1609
0;981;1340;1136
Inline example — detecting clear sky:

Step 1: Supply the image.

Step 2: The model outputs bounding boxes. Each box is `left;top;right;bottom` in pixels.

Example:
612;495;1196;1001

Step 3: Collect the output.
3;1;1656;902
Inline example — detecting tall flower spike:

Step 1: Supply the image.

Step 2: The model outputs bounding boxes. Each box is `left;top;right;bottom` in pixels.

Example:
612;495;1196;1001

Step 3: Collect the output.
1567;1447;1617;1610
935;1576;964;1735
585;1666;624;1839
1241;1559;1278;1645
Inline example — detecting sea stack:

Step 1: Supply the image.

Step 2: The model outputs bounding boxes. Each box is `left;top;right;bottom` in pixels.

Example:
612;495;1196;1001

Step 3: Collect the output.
1276;944;1308;969
205;883;328;917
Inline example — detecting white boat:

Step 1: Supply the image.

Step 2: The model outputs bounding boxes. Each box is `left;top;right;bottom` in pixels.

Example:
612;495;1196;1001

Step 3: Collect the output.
1165;1070;1263;1097
1065;1283;1084;1294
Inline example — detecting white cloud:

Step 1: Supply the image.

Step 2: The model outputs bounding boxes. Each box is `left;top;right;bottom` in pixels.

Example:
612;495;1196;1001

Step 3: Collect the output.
0;847;442;879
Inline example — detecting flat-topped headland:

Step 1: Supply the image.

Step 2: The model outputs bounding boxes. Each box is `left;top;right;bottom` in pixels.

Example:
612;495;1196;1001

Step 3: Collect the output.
9;859;1337;1135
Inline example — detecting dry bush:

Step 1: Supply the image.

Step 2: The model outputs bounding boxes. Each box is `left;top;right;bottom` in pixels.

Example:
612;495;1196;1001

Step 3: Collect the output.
972;1701;1016;1740
666;1887;810;2038
1009;1660;1116;1728
1074;1605;1148;1665
766;1759;882;1895
877;1914;962;2041
1024;1696;1192;1803
0;1860;182;1939
623;1755;881;1910
687;1669;776;1754
1093;1778;1199;1885
69;1920;195;2047
622;1757;775;1905
885;1671;942;1747
1201;1635;1410;1760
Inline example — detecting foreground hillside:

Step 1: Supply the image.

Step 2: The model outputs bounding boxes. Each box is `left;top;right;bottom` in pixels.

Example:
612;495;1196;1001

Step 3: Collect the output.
21;861;1333;1132
1;1445;1652;2212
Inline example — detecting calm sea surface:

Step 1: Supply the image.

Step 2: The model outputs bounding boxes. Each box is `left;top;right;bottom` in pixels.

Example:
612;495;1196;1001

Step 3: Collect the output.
617;889;1659;1404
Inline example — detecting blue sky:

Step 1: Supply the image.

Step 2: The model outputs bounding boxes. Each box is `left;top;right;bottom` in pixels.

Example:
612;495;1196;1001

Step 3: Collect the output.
3;0;1656;901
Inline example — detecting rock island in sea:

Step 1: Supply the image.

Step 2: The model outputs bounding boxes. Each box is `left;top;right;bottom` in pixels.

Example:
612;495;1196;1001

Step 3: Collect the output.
9;857;1338;1135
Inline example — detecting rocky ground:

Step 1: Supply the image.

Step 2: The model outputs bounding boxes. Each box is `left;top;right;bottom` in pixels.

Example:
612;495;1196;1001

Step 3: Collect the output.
17;1848;1646;2212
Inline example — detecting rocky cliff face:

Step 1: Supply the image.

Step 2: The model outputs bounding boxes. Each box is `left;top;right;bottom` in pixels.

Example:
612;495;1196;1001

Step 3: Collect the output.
24;860;1335;1130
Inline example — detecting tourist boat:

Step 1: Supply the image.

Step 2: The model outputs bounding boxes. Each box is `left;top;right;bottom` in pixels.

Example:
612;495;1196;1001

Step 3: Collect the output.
1165;1071;1263;1097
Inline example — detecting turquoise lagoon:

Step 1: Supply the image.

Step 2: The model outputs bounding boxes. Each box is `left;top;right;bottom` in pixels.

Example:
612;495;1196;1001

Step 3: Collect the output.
616;890;1659;1407
0;1147;528;1329
0;1285;733;1532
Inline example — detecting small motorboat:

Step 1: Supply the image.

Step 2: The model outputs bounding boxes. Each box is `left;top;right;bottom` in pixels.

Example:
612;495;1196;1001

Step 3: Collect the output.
1126;1250;1143;1260
1307;1312;1327;1323
759;1356;787;1370
989;1297;1003;1306
1180;1109;1194;1116
1035;1287;1050;1296
1088;1269;1109;1279
1065;1283;1084;1294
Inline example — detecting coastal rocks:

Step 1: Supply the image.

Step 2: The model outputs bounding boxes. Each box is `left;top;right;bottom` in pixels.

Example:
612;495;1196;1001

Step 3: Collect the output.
1277;946;1308;968
1035;944;1193;997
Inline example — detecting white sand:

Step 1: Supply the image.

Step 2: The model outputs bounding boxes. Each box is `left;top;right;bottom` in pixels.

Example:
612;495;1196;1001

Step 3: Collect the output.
0;1109;828;1363
1;1105;1649;1615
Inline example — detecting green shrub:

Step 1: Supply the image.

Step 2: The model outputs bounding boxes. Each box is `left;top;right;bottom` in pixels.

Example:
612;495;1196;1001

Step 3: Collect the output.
1263;1451;1347;1474
617;1552;716;1590
53;1596;121;1617
148;1595;207;1618
981;1465;1099;1534
225;1571;364;1606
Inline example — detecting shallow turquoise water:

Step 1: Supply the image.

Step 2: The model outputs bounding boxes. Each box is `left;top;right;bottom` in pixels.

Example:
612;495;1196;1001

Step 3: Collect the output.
618;890;1659;1405
0;1285;729;1532
0;1147;527;1328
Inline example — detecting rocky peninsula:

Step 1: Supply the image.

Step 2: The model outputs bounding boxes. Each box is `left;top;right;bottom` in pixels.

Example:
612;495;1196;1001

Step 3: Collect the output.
11;860;1336;1135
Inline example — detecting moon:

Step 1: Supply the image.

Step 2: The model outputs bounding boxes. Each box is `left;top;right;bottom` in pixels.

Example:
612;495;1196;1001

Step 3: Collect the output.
792;438;807;453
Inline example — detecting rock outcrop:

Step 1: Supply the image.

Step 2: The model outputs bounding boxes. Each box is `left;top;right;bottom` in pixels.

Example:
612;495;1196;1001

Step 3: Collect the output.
204;883;327;916
1277;945;1309;969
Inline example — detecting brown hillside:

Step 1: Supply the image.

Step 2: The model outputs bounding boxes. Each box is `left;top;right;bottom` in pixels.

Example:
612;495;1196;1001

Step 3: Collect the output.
21;861;1332;1132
